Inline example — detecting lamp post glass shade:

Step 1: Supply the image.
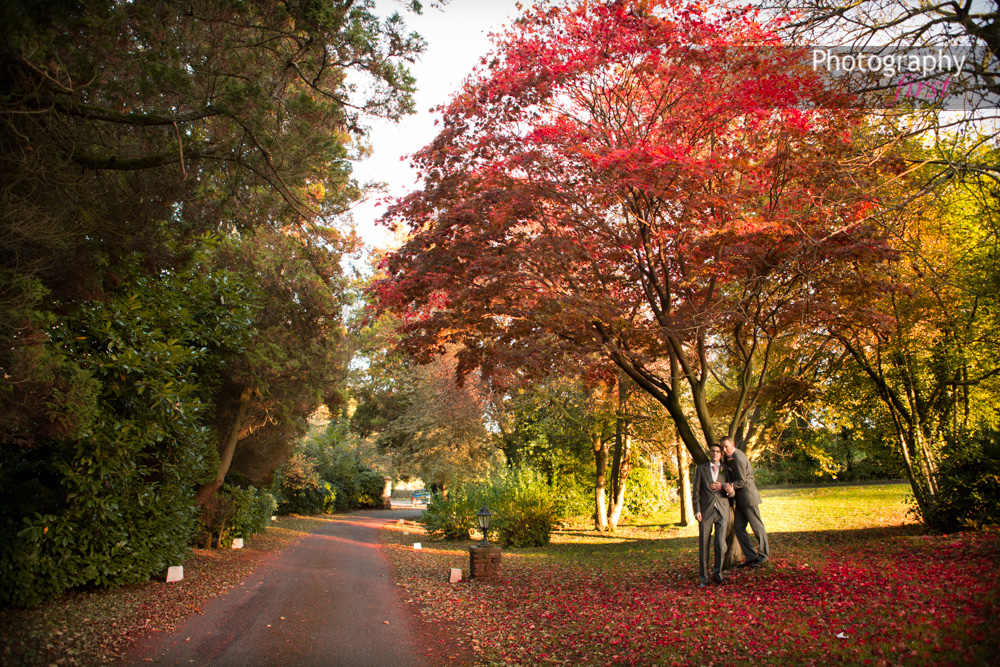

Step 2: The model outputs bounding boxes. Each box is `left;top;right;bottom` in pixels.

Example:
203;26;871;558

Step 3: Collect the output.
476;505;493;545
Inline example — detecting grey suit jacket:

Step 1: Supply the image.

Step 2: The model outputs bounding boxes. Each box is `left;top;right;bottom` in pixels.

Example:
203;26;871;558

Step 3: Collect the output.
692;462;731;521
726;447;762;507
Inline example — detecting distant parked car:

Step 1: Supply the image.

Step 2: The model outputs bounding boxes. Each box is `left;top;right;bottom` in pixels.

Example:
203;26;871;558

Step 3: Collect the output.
410;489;430;506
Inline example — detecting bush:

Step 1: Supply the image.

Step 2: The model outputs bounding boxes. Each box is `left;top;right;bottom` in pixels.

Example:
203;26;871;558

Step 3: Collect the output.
494;500;554;548
422;491;477;540
754;459;827;487
482;468;557;548
353;470;388;509
0;264;251;607
275;454;336;515
197;485;277;548
622;468;670;518
552;480;592;520
922;430;1000;532
421;466;558;548
329;479;353;512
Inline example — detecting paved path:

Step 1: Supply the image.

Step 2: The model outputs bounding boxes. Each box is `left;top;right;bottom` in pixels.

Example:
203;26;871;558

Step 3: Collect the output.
125;509;428;667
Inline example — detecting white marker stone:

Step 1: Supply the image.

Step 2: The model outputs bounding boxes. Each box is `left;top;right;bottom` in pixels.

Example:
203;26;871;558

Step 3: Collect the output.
449;568;462;583
413;543;422;550
166;565;184;583
232;538;244;549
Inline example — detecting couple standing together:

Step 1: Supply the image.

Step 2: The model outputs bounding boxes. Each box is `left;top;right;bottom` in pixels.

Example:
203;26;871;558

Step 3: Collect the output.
692;436;769;587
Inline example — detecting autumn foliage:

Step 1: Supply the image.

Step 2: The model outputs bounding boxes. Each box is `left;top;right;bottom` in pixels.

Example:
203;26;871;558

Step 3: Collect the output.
375;0;894;463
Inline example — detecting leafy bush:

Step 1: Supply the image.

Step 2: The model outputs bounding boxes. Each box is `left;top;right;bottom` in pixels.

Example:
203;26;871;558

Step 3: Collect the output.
553;481;592;520
329;479;353;512
479;468;557;548
275;454;336;515
421;466;558;547
353;470;388;509
754;456;902;487
922;430;1000;532
422;491;477;540
198;485;277;548
493;500;554;548
0;260;253;607
622;468;670;518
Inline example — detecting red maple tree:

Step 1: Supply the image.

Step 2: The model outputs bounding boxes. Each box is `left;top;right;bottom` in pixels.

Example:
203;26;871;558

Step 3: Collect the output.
375;0;893;463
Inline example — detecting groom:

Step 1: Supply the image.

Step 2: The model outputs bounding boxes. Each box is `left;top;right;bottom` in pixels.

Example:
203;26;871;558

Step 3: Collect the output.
715;436;769;567
692;443;733;586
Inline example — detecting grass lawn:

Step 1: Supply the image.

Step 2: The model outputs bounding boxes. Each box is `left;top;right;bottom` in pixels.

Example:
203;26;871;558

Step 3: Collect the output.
383;484;1000;666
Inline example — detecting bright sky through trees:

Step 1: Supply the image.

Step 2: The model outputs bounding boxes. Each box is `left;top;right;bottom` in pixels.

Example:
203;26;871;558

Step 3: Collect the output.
351;0;521;247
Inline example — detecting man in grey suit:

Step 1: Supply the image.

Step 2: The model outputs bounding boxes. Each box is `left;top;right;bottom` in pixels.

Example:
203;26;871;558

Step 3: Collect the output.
692;443;733;586
715;435;769;567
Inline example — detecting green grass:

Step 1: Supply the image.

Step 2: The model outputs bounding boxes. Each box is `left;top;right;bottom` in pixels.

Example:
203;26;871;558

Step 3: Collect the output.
510;484;915;571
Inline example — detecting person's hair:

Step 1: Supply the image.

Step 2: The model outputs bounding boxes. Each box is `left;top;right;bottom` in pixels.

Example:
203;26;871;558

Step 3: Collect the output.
720;436;735;447
709;443;722;451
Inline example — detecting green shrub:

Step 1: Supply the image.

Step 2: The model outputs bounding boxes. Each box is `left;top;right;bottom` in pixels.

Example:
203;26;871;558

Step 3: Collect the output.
493;500;553;547
198;485;277;548
0;262;253;607
922;430;1000;532
353;470;388;509
329;479;352;512
482;468;557;548
420;467;558;547
552;480;592;520
275;454;336;515
622;468;669;518
754;460;827;487
422;491;477;540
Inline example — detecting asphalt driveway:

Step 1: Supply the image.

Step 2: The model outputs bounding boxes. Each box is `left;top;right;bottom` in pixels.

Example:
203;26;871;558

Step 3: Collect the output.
124;509;428;667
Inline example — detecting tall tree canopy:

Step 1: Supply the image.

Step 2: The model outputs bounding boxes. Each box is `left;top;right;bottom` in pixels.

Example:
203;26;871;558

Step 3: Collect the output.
0;0;425;606
375;0;894;464
1;0;423;448
770;0;1000;195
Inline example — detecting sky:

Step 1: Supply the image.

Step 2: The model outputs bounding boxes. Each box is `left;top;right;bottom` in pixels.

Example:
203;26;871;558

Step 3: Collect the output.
349;0;524;248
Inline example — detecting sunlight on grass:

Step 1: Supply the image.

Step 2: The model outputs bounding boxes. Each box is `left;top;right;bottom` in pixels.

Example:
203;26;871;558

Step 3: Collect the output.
516;484;916;571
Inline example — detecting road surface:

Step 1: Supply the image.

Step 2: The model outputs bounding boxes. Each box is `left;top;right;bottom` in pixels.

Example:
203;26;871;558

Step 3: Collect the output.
125;509;428;667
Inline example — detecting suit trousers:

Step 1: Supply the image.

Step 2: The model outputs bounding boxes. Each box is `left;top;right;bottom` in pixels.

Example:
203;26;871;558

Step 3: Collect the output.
733;503;769;562
698;505;728;583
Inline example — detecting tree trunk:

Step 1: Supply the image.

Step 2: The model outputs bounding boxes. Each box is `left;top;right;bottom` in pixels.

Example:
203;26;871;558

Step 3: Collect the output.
723;503;745;570
676;435;695;527
608;428;632;530
195;385;252;505
593;432;609;531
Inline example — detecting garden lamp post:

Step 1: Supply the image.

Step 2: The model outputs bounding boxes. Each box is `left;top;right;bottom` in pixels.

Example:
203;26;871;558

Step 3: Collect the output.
476;505;493;547
469;505;501;580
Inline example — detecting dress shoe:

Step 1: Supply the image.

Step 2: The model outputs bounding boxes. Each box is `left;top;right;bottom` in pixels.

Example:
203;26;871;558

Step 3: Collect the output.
712;574;725;584
749;557;768;568
698;581;708;588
